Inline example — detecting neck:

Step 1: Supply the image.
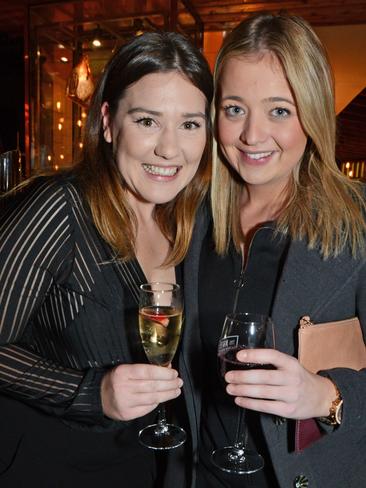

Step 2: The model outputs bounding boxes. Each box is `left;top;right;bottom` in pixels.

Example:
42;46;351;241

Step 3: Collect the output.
243;181;289;217
126;192;156;227
239;182;289;236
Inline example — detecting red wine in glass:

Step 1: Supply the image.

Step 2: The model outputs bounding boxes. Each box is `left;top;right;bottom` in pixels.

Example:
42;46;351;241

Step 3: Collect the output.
212;312;275;474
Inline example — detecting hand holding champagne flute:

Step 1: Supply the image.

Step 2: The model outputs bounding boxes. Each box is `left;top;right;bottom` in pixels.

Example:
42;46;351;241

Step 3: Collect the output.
138;282;186;450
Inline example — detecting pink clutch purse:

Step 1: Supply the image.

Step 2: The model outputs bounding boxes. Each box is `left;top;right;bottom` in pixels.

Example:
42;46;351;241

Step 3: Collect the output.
296;316;366;451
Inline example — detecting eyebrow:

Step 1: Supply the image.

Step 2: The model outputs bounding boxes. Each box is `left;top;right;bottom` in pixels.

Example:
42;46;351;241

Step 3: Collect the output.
221;95;295;106
127;107;206;119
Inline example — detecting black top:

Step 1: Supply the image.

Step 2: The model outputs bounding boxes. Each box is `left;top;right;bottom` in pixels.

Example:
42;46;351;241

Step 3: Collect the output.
197;224;289;487
0;174;173;485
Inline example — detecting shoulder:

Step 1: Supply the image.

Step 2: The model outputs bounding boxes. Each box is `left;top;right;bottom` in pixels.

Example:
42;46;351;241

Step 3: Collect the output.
1;172;89;237
5;172;85;213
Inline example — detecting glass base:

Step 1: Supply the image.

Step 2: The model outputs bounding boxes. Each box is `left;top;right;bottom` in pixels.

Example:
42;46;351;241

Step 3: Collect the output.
211;446;264;474
139;423;186;450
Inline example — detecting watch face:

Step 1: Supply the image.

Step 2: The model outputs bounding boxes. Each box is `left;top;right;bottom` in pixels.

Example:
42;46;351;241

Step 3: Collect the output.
335;399;343;424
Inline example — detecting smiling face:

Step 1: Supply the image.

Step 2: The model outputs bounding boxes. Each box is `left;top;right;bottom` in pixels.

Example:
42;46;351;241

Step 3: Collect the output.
102;71;207;211
217;52;307;196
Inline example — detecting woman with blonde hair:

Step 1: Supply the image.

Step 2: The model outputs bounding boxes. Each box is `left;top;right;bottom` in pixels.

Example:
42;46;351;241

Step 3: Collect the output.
196;12;366;488
0;31;213;487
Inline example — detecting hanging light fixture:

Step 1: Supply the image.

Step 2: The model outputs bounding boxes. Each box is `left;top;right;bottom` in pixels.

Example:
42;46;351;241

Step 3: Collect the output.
92;25;102;47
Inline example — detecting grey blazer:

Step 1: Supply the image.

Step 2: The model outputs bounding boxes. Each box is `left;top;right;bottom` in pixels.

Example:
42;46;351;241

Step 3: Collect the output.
177;210;366;488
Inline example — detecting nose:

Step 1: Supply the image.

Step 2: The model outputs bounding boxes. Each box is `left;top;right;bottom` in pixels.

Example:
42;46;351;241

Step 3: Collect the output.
154;127;180;160
240;113;268;146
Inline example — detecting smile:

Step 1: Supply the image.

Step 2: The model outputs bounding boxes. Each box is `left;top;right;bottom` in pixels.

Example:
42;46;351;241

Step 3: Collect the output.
142;164;180;177
245;151;273;160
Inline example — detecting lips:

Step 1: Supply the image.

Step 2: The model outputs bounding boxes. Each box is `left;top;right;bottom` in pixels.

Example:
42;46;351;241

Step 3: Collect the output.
245;151;273;160
142;163;180;177
239;150;274;165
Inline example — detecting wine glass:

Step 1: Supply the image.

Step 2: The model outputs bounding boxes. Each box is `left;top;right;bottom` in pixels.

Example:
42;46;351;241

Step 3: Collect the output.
212;312;275;474
138;282;186;450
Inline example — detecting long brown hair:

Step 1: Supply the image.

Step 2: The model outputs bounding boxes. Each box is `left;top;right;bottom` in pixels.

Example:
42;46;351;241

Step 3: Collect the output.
212;13;366;258
75;31;213;264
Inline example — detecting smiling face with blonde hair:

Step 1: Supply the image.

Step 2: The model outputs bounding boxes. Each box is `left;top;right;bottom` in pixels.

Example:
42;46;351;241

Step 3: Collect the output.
217;52;307;196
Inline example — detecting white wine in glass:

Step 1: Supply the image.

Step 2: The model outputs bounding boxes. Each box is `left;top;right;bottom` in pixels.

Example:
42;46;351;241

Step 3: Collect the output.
138;282;186;450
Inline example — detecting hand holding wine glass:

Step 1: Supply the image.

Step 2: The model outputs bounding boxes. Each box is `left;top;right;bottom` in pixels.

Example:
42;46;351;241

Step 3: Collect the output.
138;282;186;450
212;312;275;474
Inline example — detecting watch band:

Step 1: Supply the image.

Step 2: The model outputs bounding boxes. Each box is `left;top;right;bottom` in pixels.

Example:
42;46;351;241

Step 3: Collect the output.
318;384;343;426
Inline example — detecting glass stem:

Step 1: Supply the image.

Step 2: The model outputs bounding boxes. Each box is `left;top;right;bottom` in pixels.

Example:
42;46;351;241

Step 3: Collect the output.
154;403;169;435
234;406;247;450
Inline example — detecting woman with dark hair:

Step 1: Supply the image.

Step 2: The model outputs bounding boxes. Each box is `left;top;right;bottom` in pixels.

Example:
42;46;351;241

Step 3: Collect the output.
194;12;366;488
0;31;213;487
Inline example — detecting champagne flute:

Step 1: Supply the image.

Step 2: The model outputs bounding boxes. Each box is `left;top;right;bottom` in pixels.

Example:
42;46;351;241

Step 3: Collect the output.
138;282;186;450
212;312;275;474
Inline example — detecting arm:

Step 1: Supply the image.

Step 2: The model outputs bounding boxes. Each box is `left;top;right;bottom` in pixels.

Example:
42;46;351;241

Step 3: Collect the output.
0;177;183;425
0;178;104;423
225;261;366;430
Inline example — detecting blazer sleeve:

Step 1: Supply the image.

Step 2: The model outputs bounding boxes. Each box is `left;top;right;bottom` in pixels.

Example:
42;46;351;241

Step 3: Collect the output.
0;177;106;425
320;258;366;433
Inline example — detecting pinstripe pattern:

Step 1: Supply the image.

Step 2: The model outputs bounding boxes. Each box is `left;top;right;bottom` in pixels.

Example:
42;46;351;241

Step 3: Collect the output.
0;175;139;423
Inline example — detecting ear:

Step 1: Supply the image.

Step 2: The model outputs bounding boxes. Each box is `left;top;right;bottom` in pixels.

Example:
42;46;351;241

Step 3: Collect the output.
101;102;112;143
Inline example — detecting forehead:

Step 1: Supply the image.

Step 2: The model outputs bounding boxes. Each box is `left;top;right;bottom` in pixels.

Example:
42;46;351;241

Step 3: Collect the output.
219;52;291;96
120;71;206;109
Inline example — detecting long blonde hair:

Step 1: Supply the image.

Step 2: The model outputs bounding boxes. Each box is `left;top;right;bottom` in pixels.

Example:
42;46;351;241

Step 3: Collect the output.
212;13;366;258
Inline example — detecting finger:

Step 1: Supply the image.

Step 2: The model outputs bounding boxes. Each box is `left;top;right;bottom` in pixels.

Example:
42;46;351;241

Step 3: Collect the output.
226;383;296;402
133;377;183;394
135;387;182;406
234;396;289;416
115;363;179;381
236;348;296;370
226;368;280;385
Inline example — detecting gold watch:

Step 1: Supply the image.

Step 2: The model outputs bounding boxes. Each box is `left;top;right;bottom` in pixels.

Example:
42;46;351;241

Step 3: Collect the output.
318;384;343;426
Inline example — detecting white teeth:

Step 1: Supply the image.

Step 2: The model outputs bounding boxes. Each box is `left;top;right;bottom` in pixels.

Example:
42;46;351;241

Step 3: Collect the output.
246;151;272;160
142;164;179;176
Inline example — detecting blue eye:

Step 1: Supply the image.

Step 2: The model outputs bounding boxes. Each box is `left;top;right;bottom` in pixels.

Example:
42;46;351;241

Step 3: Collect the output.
271;107;290;118
223;105;244;117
